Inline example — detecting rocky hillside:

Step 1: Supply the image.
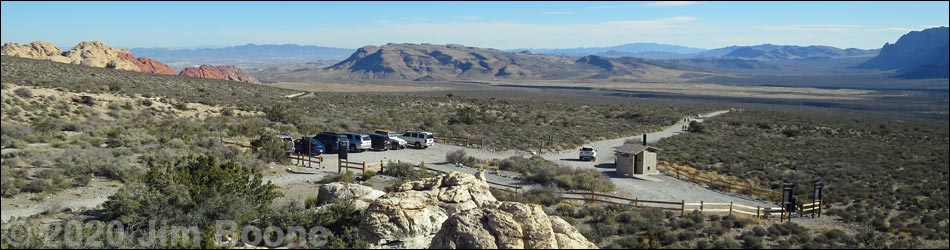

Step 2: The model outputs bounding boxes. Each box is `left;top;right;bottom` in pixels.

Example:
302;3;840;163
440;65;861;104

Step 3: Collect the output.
258;43;716;82
1;41;263;83
179;65;261;84
317;171;597;249
1;41;175;75
858;26;949;79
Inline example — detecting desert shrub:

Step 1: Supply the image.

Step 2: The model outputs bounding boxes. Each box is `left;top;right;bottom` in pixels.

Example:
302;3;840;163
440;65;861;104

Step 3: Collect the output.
101;155;280;231
319;170;356;184
264;103;297;124
752;226;768;237
1;174;19;197
688;121;705;133
499;156;614;192
383;161;434;181
360;171;376;182
14;87;33;98
255;134;290;164
261;200;369;248
740;231;765;249
445;149;467;164
304;196;320;209
711;238;741;249
22;179;51;193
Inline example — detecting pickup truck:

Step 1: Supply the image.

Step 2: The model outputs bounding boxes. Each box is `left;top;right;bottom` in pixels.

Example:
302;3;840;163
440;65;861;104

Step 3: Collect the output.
579;145;597;161
400;131;435;149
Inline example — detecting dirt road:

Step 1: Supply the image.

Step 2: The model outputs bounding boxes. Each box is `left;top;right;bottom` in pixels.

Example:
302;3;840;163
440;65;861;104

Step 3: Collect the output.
4;109;775;222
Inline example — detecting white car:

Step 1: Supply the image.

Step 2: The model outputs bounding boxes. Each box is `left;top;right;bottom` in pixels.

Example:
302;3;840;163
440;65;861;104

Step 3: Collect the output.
400;131;435;149
376;130;408;149
579;145;597;161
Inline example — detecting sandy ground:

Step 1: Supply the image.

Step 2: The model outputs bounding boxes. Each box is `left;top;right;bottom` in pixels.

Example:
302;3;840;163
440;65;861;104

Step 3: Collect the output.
3;109;778;222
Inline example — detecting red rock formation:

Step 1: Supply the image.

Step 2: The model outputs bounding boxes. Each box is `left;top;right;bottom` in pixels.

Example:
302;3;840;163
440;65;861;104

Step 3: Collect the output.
179;65;261;84
117;51;175;75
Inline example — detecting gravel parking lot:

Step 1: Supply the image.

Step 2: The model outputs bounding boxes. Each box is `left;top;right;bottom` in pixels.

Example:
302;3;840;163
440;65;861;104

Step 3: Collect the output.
4;109;776;222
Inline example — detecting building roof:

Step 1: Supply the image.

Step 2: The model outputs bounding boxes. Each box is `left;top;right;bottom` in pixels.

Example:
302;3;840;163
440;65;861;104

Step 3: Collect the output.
614;143;659;154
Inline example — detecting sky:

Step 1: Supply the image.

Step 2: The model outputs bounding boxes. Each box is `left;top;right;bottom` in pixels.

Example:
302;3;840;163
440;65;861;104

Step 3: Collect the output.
1;1;948;50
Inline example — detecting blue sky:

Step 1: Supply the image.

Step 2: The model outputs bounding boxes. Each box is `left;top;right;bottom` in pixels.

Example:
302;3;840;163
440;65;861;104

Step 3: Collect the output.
2;1;947;50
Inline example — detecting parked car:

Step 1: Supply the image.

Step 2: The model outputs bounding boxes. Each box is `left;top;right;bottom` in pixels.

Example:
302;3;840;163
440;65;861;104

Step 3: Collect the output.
293;137;326;156
375;130;408;149
343;132;372;152
579;145;597;161
400;131;435;149
368;133;393;151
314;132;349;153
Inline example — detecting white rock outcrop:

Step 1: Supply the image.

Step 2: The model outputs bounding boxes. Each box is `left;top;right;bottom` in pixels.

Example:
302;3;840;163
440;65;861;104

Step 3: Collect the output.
317;183;386;210
358;171;597;249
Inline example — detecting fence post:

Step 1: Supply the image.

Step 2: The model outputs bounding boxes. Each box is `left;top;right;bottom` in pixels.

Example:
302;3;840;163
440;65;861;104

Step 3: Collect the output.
700;200;704;213
319;155;323;169
380;160;385;173
634;197;639;207
817;200;822;218
756;206;761;219
361;162;366;176
681;200;686;216
590;190;596;204
729;201;734;215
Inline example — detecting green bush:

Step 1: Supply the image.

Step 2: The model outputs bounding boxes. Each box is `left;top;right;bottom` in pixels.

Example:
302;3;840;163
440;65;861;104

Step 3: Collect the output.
360;171;376;182
255;134;290;164
384;161;435;181
102;155;280;231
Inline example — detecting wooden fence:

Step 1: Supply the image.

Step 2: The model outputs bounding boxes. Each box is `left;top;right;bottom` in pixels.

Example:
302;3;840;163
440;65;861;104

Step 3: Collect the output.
289;153;323;169
438;136;484;148
665;168;782;203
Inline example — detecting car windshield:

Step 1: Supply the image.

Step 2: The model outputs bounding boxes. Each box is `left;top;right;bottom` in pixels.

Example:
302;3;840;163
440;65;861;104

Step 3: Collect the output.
362;135;371;141
582;148;594;151
425;134;433;139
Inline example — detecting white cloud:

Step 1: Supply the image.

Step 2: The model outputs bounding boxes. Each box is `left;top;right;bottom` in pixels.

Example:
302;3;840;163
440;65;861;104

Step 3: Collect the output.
646;1;700;7
542;11;572;15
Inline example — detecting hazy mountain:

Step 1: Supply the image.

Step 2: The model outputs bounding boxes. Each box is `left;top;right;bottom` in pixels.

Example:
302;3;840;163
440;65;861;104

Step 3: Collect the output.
510;43;707;58
130;43;353;70
858;27;949;79
716;44;877;60
256;43;718;82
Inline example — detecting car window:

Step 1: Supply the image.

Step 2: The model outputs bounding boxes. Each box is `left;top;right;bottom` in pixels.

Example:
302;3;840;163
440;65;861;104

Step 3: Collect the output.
425;134;433;139
582;148;594;152
362;135;371;141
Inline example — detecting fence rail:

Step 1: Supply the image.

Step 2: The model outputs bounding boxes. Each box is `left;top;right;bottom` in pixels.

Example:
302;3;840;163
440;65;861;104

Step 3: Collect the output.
664;168;782;203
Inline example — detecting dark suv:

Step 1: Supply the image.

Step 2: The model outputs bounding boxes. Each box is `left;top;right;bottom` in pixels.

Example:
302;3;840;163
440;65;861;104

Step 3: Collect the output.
294;137;326;156
314;132;349;153
368;133;395;151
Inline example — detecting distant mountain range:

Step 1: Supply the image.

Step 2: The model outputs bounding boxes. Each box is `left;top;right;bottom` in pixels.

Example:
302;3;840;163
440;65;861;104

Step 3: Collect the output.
513;42;878;61
131;44;353;70
858;26;949;79
255;43;724;82
509;43;706;58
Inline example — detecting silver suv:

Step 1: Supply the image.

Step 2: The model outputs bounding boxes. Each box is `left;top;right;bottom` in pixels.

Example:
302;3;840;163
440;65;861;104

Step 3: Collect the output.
343;133;372;152
579;145;597;161
400;131;435;149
